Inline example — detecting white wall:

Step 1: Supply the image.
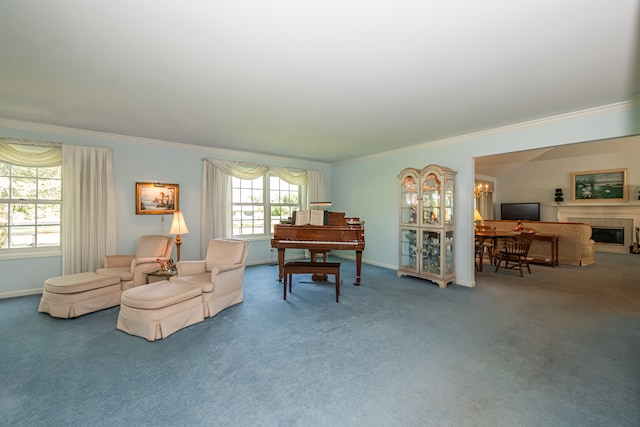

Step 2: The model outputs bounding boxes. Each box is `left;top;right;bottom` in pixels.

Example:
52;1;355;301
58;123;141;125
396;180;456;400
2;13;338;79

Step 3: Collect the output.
0;120;331;297
494;137;640;222
330;100;640;288
1;99;638;296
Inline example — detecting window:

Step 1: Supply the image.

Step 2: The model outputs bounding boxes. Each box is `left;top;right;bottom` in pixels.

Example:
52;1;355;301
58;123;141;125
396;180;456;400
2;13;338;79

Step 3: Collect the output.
232;175;301;236
0;161;62;250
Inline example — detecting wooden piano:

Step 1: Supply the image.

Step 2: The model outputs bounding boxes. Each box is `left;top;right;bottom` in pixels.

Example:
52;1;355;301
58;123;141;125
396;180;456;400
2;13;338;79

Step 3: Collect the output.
271;211;365;285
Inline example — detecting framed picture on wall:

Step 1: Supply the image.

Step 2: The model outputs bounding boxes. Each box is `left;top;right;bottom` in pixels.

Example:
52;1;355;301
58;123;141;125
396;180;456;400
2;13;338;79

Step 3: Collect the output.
135;182;179;214
571;168;627;202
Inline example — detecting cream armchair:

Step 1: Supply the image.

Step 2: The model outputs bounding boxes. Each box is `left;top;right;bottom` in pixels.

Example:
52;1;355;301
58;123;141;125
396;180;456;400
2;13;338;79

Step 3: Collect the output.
170;239;249;318
96;235;175;289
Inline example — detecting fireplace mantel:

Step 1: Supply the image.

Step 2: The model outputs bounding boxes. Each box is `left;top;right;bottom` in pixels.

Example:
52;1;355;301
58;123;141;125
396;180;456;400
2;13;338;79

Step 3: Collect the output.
557;203;640;219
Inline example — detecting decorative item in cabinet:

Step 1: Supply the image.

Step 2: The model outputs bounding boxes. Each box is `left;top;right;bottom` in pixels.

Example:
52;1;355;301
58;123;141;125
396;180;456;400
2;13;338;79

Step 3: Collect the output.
397;164;456;288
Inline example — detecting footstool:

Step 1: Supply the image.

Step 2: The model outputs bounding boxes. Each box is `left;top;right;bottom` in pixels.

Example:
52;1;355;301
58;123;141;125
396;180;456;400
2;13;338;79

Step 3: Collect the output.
117;282;204;341
38;272;122;318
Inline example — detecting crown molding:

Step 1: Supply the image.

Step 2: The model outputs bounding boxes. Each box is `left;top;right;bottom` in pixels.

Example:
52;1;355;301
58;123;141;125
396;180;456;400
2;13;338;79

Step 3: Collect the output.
335;99;639;165
1;97;636;168
0;118;330;169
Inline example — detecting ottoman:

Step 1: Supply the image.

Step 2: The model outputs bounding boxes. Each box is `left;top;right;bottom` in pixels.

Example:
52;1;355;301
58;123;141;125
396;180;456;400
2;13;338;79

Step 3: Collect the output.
117;282;204;341
38;272;122;318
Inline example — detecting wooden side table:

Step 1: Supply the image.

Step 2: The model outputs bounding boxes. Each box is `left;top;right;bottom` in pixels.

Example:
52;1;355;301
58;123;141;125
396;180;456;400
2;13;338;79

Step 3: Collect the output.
145;269;177;284
530;233;559;267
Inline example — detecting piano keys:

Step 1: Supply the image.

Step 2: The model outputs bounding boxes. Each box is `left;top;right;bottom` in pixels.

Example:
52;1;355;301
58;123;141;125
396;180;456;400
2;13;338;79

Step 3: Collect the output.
271;211;365;285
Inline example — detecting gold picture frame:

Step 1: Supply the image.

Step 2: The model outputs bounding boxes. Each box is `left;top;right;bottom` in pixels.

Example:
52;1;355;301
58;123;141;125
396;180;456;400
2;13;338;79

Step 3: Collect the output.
136;182;179;214
571;168;627;202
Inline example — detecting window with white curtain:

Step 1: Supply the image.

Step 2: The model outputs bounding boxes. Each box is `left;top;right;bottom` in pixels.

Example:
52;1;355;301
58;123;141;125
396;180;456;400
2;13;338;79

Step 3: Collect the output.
0;142;62;253
232;174;301;236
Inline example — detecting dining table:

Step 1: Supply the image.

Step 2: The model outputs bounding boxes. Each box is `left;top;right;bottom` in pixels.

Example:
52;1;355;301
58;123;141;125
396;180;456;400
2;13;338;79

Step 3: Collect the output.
475;229;559;272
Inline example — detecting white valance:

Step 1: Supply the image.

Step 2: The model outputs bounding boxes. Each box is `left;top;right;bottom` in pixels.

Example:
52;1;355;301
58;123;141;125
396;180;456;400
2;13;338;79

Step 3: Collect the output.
0;138;62;166
200;158;325;256
204;159;308;185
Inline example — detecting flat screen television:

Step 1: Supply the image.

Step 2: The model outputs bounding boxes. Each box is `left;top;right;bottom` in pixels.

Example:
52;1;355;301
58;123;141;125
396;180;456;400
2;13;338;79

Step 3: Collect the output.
500;202;540;221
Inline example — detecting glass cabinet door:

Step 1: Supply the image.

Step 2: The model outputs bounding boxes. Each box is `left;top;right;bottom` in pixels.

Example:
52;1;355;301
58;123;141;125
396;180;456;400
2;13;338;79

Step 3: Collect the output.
421;173;441;226
421;230;441;275
445;230;454;275
400;175;418;224
444;177;454;225
400;228;418;271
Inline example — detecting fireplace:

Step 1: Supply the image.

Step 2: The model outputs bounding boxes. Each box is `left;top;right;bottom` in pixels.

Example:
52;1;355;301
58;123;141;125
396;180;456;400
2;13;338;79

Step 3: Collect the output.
591;226;624;245
570;218;634;254
556;204;640;254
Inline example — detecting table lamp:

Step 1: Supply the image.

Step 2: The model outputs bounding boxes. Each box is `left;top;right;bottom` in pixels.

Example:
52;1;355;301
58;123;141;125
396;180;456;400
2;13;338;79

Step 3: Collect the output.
169;209;189;261
474;209;484;229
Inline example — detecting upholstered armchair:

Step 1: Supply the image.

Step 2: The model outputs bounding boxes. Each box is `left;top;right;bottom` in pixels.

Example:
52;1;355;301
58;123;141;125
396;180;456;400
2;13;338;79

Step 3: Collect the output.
170;239;249;318
96;235;175;289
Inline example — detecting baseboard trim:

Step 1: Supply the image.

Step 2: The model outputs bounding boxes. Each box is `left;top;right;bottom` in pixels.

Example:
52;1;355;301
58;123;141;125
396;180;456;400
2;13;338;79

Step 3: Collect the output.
0;288;43;300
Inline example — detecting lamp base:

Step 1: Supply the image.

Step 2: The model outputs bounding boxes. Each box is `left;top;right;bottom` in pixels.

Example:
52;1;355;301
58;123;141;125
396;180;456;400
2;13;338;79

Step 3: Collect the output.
175;234;182;262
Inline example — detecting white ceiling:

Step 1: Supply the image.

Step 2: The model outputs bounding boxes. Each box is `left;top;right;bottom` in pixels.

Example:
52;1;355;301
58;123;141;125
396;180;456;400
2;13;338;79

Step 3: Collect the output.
1;1;638;163
474;135;640;177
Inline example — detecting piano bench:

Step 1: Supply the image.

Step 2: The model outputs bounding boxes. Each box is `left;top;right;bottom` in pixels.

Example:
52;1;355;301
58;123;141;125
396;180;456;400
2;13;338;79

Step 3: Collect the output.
283;262;341;303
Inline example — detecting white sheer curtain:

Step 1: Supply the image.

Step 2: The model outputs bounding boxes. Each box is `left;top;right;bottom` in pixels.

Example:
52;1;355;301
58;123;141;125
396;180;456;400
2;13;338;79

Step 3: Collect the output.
477;193;494;221
475;180;494;221
62;145;116;274
201;160;232;255
201;159;324;257
306;169;326;205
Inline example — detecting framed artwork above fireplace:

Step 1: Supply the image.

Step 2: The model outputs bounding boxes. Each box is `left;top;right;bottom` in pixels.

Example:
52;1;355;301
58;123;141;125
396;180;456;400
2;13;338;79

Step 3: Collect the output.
571;168;627;203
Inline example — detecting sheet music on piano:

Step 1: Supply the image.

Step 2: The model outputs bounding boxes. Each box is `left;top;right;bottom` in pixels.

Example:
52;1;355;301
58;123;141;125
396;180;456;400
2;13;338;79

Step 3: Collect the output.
294;210;325;226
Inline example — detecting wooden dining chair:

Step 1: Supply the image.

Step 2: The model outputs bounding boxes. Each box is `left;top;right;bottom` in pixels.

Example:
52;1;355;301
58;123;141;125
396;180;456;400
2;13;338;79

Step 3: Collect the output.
475;225;496;266
494;230;536;277
474;239;483;271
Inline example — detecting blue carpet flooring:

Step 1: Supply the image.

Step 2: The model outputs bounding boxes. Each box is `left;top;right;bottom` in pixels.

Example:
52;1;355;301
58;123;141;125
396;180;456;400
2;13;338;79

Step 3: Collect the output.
1;253;639;426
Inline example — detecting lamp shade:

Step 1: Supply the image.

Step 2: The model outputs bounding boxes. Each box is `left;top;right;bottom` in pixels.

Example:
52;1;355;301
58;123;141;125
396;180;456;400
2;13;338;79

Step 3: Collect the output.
474;209;483;222
169;210;189;235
